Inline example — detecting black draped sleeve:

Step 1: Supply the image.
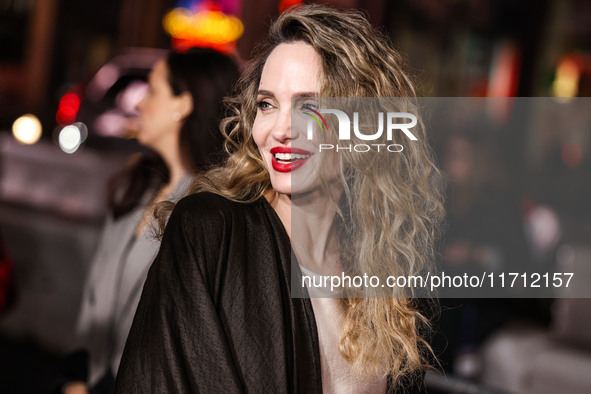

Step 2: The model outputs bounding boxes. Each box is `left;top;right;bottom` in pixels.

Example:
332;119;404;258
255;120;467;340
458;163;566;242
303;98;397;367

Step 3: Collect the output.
114;193;322;393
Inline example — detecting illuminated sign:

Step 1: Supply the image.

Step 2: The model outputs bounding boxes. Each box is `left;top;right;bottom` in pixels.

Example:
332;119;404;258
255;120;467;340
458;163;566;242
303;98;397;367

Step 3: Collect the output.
163;1;243;54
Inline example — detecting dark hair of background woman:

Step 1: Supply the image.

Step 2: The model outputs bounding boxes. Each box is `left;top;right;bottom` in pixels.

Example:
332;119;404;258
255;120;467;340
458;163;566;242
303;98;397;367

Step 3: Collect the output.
107;48;239;219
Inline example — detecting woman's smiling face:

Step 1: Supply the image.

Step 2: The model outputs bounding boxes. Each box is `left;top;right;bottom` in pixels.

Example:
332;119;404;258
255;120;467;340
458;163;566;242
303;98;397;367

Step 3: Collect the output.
252;41;327;197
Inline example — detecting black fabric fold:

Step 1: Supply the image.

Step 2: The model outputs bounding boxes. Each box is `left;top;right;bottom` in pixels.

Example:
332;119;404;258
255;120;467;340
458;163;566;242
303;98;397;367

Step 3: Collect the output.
115;193;322;393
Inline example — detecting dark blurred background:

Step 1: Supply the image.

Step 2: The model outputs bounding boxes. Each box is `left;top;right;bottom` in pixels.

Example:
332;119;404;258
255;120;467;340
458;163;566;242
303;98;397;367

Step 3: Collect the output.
1;0;591;393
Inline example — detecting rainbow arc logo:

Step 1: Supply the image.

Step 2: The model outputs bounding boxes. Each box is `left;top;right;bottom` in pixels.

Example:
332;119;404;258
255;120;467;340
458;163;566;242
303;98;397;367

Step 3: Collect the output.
303;109;328;132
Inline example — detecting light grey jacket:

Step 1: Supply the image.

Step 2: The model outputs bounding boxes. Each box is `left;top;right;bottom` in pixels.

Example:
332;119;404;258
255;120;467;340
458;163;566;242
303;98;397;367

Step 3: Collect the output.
76;176;191;386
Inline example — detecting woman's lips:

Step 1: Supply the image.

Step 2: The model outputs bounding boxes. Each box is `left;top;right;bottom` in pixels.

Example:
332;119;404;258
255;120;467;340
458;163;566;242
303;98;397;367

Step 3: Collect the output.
270;147;312;173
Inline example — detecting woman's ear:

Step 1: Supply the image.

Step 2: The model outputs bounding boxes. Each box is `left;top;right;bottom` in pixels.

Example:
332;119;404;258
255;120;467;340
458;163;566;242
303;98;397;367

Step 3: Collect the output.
177;91;194;119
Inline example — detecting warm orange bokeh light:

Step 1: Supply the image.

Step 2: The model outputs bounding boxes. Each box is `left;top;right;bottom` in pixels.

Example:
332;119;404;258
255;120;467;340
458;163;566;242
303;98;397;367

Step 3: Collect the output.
163;7;243;54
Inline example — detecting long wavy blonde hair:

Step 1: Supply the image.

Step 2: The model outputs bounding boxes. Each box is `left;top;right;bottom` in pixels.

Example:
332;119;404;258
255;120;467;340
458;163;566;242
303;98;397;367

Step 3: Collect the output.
156;4;444;388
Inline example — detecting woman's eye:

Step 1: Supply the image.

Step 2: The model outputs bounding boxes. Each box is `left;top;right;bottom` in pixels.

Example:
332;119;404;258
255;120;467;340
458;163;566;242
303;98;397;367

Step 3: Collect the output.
301;102;318;112
257;100;273;110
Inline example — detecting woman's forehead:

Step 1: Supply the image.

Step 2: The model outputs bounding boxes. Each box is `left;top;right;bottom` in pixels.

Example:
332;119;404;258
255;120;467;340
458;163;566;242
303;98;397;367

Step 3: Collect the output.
258;42;322;94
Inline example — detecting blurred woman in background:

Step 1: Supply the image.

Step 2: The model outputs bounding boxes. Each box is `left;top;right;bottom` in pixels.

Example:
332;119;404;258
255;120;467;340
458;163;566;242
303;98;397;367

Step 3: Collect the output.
61;48;238;394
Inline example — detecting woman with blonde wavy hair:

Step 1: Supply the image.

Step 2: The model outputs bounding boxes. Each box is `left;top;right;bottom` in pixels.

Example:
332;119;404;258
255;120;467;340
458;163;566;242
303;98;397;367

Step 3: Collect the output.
116;4;444;394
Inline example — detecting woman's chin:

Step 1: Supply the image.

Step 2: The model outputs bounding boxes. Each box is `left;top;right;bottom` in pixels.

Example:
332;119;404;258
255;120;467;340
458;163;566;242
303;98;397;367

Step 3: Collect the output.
270;183;292;197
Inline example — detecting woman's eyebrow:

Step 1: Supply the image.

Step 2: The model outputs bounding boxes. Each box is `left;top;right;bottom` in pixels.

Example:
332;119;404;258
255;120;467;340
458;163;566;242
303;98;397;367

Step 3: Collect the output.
256;90;319;98
293;92;319;98
257;89;274;97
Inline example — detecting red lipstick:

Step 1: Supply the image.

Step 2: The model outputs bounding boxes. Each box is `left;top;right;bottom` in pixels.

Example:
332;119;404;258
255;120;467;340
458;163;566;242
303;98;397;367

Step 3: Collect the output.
270;147;312;172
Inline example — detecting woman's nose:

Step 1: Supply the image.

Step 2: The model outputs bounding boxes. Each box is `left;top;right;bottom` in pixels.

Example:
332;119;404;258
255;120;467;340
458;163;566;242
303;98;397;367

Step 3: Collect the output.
135;95;146;113
272;108;299;142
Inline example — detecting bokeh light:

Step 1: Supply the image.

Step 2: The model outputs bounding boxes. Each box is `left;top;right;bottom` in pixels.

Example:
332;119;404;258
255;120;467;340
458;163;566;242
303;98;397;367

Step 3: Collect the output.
58;123;87;154
94;110;130;138
552;56;581;99
279;0;303;13
163;3;244;54
116;80;149;114
56;92;82;125
12;114;42;144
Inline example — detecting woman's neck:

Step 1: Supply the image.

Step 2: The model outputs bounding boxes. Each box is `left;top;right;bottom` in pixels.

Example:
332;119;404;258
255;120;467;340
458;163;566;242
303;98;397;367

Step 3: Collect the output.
267;188;343;276
159;143;188;192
